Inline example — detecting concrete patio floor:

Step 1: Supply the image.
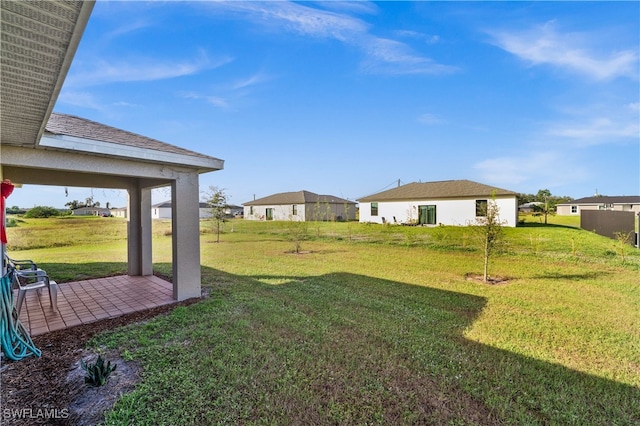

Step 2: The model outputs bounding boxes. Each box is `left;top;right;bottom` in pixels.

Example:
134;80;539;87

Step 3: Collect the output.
16;275;177;336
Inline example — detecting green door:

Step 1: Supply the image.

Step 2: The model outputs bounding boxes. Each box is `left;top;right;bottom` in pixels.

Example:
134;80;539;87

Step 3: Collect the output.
418;205;436;225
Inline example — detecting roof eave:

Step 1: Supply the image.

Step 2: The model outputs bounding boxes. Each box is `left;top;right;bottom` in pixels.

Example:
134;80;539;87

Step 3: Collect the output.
40;134;224;172
34;1;96;147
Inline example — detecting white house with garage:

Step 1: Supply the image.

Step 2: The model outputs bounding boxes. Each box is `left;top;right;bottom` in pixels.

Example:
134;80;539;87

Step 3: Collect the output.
358;180;518;227
243;190;356;222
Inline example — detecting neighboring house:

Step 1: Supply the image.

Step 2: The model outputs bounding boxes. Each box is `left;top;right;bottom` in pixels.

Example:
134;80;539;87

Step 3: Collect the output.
243;191;356;222
152;201;213;219
556;196;640;216
225;204;244;218
72;206;112;216
357;179;518;227
111;207;127;218
518;202;544;213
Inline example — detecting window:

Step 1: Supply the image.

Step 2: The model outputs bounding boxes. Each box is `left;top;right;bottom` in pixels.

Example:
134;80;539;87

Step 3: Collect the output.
419;205;436;225
571;206;577;214
250;206;254;215
292;205;297;215
266;208;274;220
371;202;378;216
476;199;488;217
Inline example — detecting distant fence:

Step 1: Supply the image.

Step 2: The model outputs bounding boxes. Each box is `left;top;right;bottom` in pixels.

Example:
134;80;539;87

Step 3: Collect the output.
580;210;637;246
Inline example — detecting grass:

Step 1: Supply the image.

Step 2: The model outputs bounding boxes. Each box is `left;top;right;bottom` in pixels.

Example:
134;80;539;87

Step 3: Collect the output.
5;215;640;424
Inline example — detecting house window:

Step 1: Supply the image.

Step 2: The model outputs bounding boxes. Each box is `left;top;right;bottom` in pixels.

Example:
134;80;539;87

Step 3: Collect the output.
266;208;274;220
476;199;488;217
292;205;297;215
419;205;436;225
571;206;577;214
250;206;254;215
371;202;378;216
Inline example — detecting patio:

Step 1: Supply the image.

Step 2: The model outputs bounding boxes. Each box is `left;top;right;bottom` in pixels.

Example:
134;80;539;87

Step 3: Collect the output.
16;275;178;336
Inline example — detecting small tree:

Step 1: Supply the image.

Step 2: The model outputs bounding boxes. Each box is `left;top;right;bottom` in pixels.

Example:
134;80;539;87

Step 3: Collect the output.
613;231;634;264
284;215;308;253
204;186;228;243
470;195;506;282
533;189;554;224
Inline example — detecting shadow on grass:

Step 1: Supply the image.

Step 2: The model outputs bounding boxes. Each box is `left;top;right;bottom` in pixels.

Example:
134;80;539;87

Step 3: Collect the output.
532;271;612;280
194;265;637;424
29;262;640;424
37;261;128;283
518;222;580;230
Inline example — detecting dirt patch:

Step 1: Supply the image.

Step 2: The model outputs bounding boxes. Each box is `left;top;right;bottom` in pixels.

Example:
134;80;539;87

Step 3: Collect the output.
0;298;200;426
465;273;510;285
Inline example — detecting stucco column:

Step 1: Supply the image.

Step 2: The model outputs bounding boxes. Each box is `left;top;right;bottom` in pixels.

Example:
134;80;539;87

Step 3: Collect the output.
127;183;152;276
171;172;201;300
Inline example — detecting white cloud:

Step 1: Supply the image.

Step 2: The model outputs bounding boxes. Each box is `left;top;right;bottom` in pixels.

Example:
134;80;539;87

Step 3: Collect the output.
180;92;229;109
473;151;588;190
65;52;233;88
489;21;638;81
418;113;446;126
361;37;457;75
548;117;639;143
204;1;455;76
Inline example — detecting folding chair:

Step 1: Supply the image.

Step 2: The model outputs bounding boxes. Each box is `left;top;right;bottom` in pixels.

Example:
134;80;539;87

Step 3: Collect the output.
5;255;58;315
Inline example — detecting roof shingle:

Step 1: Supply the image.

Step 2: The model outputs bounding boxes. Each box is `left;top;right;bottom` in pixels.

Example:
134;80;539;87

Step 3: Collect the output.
45;113;221;161
244;190;355;206
357;180;516;202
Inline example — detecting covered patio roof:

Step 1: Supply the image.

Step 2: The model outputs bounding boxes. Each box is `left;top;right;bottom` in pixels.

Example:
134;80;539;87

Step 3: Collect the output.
1;0;224;300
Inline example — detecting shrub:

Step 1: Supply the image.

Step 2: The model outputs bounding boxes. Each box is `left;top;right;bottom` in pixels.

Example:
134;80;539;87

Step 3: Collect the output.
24;206;61;218
81;355;117;387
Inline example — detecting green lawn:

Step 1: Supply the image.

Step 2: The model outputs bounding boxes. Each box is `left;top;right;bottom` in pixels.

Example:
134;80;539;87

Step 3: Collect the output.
5;216;640;424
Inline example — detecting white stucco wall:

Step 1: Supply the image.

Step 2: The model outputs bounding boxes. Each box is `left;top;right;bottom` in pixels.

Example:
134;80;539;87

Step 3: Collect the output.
244;204;305;221
359;197;518;227
557;203;640;216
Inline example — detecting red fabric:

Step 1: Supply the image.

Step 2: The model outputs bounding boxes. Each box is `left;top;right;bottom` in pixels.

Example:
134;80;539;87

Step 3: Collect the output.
1;180;15;244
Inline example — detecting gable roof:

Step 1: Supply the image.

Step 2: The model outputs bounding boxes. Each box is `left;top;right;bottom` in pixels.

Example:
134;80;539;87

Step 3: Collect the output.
244;190;355;206
41;113;224;171
358;180;516;202
558;196;640;205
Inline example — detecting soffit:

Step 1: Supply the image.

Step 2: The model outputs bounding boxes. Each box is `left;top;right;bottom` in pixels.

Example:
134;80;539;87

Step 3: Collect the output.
0;0;94;147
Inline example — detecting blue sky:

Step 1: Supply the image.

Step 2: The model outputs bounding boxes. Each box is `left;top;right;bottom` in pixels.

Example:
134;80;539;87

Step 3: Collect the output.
9;1;640;209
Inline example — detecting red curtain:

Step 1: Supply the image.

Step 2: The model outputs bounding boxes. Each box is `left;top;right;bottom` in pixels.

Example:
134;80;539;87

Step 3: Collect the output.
1;180;15;244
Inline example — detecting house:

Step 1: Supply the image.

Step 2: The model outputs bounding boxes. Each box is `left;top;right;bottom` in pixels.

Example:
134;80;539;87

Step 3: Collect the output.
152;201;213;219
1;1;224;300
556;196;640;216
111;207;127;218
243;191;356;222
518;202;544;213
357;180;518;227
72;206;112;217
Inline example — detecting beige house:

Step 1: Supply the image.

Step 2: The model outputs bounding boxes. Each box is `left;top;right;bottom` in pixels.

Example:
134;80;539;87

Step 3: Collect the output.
243;191;356;222
0;1;223;300
556;196;640;216
358;180;518;227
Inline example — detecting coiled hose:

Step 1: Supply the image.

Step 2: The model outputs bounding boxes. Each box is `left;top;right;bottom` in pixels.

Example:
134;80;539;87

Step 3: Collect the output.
1;269;41;360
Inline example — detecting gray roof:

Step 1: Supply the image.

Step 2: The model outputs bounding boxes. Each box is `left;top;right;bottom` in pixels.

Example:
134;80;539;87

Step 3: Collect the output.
1;1;94;147
558;196;640;205
153;201;209;208
244;190;355;206
46;113;221;162
358;180;516;202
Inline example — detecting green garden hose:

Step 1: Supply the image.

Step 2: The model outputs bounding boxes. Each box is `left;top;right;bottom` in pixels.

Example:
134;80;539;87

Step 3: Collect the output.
1;269;41;360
